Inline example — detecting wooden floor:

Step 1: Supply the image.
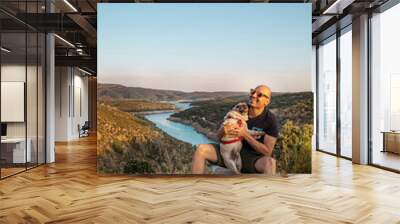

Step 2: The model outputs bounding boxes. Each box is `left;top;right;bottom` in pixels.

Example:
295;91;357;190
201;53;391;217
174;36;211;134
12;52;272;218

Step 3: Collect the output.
1;167;26;178
1;136;400;223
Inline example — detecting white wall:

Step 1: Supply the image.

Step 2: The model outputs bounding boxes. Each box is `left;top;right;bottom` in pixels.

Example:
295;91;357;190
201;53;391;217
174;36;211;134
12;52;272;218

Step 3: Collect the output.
54;67;89;141
1;65;39;138
55;66;70;141
1;65;26;141
71;73;89;138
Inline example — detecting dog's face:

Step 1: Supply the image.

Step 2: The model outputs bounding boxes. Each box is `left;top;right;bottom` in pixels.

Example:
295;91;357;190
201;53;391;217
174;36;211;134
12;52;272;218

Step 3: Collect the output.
232;102;249;120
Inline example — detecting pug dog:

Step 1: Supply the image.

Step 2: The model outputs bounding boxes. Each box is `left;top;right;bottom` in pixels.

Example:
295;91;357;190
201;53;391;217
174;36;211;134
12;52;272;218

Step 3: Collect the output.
220;102;249;174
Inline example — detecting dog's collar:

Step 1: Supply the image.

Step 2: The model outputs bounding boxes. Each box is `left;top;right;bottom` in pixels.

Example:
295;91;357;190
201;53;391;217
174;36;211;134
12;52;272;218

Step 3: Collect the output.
221;137;243;145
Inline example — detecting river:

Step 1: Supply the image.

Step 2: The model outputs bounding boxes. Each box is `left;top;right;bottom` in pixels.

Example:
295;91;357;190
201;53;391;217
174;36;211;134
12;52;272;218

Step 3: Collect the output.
144;102;216;146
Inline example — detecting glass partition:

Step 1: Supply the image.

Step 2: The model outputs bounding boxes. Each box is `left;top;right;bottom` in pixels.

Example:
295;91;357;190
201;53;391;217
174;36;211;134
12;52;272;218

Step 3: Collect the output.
0;1;46;179
38;32;46;165
1;31;28;177
27;30;38;169
27;0;37;170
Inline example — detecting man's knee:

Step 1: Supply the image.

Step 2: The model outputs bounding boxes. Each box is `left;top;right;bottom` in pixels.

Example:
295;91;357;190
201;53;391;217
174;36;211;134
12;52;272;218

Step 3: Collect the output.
195;144;211;158
264;157;276;174
194;144;217;162
265;157;276;168
256;156;276;174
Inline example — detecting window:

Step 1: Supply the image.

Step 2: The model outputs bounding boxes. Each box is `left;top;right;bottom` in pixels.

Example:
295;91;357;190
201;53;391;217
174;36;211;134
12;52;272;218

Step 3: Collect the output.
339;28;352;158
390;74;400;130
317;36;337;154
371;2;400;171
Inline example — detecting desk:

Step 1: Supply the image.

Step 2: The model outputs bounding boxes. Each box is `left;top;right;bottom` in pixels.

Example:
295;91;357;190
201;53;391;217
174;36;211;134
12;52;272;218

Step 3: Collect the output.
381;131;400;154
1;138;31;163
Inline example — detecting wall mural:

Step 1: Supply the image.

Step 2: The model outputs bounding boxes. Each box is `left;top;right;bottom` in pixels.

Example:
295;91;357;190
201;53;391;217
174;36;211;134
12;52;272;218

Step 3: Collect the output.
97;3;313;175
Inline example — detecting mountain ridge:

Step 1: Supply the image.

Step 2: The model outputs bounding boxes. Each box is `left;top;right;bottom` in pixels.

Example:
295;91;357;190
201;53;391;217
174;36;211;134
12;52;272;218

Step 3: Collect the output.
98;83;248;102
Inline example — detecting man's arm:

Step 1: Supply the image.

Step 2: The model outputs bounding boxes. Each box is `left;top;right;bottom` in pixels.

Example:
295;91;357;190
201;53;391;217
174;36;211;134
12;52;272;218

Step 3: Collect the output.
241;128;277;156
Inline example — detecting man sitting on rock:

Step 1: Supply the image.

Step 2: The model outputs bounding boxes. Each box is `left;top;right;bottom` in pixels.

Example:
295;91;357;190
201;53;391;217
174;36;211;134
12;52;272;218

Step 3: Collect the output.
191;85;279;175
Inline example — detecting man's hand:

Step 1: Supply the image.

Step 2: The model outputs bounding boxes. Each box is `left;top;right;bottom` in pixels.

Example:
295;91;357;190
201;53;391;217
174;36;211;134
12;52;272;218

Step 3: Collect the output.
217;123;238;140
223;124;239;137
228;122;249;138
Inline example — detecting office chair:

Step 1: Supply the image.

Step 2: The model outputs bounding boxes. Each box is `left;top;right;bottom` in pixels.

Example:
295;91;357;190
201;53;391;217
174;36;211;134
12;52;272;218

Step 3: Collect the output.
79;121;90;138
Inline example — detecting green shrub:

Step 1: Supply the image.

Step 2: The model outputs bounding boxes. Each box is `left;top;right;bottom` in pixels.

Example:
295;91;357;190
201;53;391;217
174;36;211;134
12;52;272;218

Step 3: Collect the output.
111;141;125;154
274;120;312;173
124;159;155;174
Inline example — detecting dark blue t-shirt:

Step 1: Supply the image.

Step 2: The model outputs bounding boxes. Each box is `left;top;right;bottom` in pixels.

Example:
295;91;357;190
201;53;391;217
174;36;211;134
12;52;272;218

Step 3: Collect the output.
242;107;279;152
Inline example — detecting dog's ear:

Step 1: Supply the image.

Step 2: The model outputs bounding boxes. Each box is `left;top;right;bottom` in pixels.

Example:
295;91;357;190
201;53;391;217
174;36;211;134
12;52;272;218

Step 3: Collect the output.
238;103;248;114
234;102;245;111
232;104;239;111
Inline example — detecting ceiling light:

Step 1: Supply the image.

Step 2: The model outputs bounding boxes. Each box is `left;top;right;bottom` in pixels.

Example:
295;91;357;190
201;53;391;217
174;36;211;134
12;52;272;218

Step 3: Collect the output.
323;0;354;15
1;47;11;53
54;34;75;48
78;67;93;76
63;0;78;12
323;0;341;14
76;48;84;55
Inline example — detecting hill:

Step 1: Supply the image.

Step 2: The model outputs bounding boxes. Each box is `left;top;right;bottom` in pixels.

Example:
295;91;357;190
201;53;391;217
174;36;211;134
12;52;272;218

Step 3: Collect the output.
97;103;194;174
171;92;314;136
97;83;247;102
99;99;175;112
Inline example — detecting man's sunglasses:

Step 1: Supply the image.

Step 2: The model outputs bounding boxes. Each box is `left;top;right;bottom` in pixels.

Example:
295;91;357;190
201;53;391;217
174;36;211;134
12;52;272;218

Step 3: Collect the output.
250;89;270;99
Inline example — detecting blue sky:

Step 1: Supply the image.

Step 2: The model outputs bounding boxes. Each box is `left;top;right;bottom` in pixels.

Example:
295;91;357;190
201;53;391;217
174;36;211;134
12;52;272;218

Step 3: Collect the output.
98;3;311;92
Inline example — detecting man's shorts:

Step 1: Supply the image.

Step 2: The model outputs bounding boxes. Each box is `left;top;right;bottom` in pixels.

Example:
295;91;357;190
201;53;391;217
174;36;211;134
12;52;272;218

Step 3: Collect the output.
209;143;265;173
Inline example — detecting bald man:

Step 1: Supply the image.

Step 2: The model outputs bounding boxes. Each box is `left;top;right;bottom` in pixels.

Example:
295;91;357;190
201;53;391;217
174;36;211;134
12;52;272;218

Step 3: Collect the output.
192;85;279;174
